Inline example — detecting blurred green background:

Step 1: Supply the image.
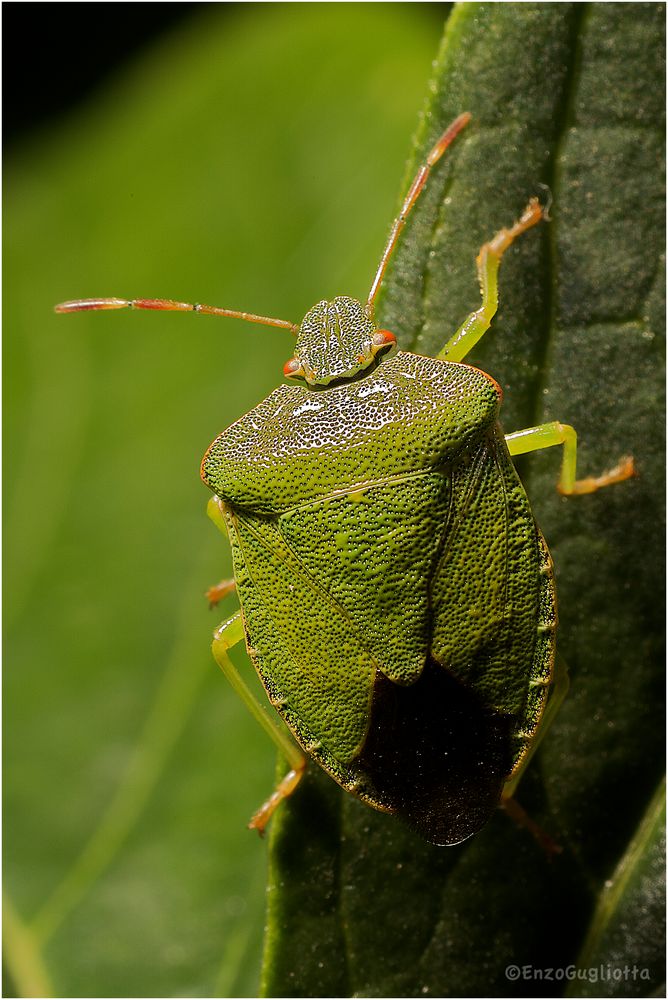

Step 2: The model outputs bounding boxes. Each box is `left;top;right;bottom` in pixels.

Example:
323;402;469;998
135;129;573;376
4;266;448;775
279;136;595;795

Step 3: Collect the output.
4;4;448;996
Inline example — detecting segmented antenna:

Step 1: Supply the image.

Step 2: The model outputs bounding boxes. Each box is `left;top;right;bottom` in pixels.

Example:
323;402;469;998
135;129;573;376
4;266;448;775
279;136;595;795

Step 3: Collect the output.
55;297;299;334
367;112;471;313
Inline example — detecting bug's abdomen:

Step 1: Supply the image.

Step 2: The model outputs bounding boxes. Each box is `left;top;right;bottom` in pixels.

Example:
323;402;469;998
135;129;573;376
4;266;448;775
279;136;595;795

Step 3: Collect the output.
509;529;556;770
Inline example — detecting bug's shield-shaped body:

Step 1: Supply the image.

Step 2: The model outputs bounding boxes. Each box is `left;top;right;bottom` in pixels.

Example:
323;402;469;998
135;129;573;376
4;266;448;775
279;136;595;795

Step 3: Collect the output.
201;350;555;846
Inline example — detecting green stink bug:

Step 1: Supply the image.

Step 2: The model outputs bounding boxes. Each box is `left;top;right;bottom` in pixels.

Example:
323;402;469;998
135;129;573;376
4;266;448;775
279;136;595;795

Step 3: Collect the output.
56;113;634;847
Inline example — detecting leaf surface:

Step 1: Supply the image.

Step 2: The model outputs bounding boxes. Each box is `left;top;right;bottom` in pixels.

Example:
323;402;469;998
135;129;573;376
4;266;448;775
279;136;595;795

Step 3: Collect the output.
262;5;665;997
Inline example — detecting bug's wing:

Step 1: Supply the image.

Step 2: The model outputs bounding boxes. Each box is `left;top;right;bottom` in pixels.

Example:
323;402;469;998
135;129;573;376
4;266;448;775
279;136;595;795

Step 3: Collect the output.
346;431;546;846
430;431;543;722
227;483;516;844
276;470;450;686
225;507;378;770
352;652;515;845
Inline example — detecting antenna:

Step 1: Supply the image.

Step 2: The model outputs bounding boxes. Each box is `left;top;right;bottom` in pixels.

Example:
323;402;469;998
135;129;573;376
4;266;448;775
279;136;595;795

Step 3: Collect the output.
55;297;299;335
367;112;471;313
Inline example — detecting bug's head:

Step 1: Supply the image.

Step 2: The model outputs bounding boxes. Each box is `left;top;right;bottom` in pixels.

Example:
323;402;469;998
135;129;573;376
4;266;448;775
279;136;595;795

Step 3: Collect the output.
283;296;396;387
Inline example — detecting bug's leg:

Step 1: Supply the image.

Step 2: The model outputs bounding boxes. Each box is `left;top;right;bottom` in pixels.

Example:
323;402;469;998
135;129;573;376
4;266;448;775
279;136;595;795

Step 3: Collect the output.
206;494;229;533
500;656;570;856
204;497;238;606
206;579;236;608
247;764;307;836
500;798;562;857
505;423;635;494
212;613;306;835
438;199;544;363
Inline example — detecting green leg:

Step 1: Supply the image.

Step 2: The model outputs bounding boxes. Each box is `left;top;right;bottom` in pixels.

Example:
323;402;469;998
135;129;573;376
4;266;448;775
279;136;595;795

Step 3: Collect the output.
204;497;238;605
438;199;544;363
208;492;307;832
207;494;229;534
212;613;306;833
505;422;635;494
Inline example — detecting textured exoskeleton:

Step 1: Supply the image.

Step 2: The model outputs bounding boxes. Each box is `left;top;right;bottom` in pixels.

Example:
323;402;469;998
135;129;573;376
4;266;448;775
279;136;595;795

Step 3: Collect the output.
56;113;633;845
201;296;555;845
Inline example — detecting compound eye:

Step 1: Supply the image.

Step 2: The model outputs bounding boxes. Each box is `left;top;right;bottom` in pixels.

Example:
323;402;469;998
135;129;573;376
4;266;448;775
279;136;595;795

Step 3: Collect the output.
283;357;304;378
372;329;396;350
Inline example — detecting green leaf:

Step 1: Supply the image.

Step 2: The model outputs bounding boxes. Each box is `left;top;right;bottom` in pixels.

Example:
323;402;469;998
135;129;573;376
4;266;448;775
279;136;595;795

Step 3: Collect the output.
567;777;666;998
262;4;665;997
4;6;442;997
